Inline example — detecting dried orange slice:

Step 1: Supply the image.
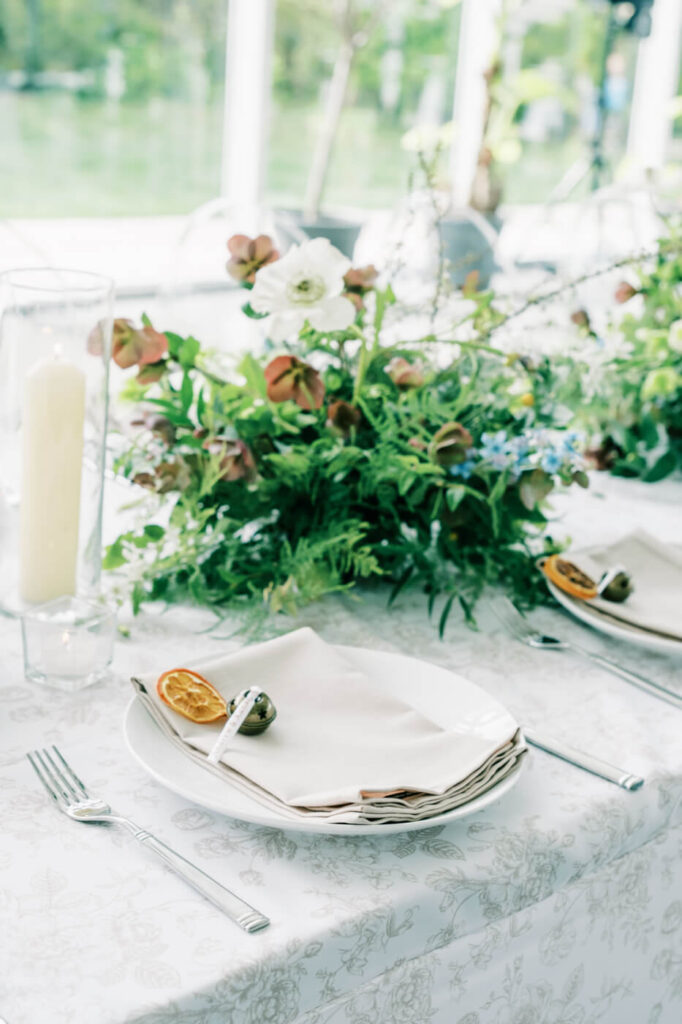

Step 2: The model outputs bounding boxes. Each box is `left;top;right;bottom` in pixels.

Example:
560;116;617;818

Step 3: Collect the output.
541;555;598;601
157;668;227;723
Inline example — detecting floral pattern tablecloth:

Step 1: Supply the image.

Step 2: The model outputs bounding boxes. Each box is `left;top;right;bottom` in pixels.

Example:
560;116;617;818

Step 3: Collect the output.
1;475;681;1024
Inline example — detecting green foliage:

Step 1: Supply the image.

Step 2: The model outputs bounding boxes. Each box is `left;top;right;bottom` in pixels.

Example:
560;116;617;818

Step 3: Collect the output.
107;279;583;629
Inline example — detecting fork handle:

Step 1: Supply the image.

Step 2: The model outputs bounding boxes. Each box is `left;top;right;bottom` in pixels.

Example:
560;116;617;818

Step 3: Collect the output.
124;822;269;932
568;643;682;709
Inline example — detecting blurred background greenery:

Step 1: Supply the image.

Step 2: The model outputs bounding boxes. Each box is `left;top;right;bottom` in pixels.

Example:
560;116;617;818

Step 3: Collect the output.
0;0;678;216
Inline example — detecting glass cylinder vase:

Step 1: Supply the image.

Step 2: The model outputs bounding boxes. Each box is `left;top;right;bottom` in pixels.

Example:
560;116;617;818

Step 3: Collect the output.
0;268;113;616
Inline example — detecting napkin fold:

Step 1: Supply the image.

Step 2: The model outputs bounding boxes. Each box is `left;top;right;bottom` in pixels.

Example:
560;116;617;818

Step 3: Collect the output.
567;530;682;642
132;628;525;825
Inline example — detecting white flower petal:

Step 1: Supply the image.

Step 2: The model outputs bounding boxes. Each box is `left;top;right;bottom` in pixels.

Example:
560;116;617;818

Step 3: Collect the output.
304;236;351;271
308;296;356;333
267;310;307;342
249;259;295;313
302;237;350;294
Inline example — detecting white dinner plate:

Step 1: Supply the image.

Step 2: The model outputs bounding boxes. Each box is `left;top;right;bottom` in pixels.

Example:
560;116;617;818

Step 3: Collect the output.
123;645;525;835
547;579;682;657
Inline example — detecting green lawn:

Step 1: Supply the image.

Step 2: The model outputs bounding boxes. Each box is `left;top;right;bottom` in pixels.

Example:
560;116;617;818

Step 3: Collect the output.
0;90;592;217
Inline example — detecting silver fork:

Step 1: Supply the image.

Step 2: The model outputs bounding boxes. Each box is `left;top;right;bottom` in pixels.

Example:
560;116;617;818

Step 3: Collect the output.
491;596;682;709
27;746;270;933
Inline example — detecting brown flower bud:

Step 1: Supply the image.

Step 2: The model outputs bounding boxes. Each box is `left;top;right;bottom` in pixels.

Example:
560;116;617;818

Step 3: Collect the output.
386;357;425;389
584;440;622;471
132;471;156;490
342;264;378;311
326;400;361;437
570;309;590;329
130;411;175;445
462;270;480;296
430;422;473;467
154;459;192;494
343;265;378;292
148;416;175;444
202;437;256;482
614;281;637;304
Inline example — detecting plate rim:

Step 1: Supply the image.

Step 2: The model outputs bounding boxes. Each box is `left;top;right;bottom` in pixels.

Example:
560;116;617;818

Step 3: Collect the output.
123;644;525;835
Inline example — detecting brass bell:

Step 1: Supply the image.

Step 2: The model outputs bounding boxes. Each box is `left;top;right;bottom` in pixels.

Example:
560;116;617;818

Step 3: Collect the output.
227;690;277;735
598;566;633;603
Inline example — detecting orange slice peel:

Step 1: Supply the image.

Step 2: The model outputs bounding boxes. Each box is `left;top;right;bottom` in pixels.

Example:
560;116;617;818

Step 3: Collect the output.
541;554;598;600
157;668;227;723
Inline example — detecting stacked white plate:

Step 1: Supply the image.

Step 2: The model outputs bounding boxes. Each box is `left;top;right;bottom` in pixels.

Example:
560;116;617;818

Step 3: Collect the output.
125;639;526;836
547;530;682;656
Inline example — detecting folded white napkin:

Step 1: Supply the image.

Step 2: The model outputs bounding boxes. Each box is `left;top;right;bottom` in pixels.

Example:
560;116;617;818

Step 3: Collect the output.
568;530;682;642
132;628;524;824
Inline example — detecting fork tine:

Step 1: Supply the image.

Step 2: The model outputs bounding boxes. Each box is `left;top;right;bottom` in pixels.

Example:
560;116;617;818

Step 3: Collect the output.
27;749;69;804
51;746;89;798
41;747;82;801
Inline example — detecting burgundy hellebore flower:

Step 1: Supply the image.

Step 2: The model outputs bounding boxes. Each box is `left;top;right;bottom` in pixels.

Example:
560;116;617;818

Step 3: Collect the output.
130;411;176;446
137;361;167;385
429;422;473;468
202;437;256;482
226;234;280;284
264;355;325;410
154;459;193;494
132;471;156;490
111;319;168;369
133;458;192;494
387;357;425;389
326;400;361;437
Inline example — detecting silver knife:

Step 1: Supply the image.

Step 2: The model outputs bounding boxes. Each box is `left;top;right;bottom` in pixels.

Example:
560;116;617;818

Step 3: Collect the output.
523;728;644;791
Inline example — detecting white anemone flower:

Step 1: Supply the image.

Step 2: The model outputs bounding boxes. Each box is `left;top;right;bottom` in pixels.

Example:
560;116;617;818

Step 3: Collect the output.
250;237;356;341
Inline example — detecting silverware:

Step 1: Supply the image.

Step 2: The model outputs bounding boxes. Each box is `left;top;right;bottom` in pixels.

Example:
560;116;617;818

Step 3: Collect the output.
27;746;270;934
522;728;644;791
491;596;682;709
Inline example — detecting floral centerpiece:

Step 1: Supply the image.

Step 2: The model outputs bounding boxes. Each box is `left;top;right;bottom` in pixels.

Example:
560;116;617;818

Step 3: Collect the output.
105;235;585;630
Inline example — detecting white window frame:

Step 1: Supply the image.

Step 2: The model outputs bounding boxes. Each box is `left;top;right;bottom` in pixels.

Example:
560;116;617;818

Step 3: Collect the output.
221;0;275;217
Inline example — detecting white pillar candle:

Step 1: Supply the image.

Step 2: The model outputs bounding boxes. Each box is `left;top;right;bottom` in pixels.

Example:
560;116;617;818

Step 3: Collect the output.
20;353;86;604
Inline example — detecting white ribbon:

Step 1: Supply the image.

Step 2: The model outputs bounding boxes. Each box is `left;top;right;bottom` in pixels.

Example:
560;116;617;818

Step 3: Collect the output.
207;686;262;764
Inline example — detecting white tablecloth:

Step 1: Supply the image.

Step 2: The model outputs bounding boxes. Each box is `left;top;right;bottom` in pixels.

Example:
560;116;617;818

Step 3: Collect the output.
1;475;681;1024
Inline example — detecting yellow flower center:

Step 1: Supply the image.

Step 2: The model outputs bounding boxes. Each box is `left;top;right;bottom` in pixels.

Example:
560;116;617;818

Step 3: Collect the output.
287;274;326;306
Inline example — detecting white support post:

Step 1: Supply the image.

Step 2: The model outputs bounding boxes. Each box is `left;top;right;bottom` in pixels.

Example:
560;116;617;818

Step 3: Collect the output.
221;0;275;222
449;0;501;208
627;0;682;176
